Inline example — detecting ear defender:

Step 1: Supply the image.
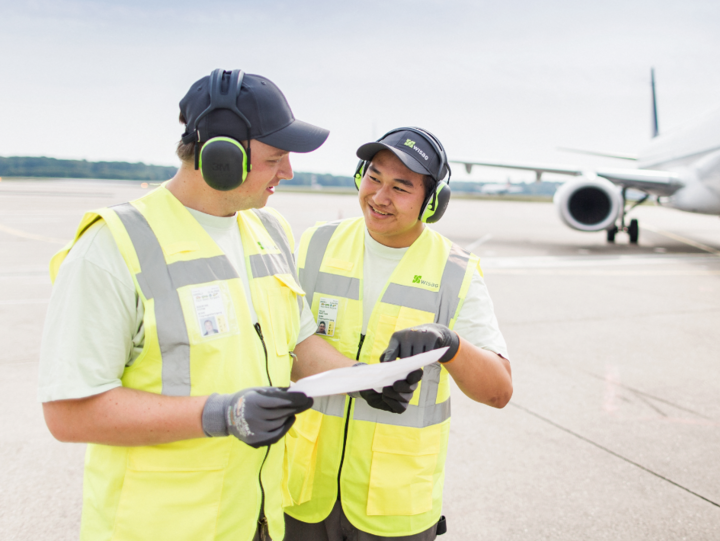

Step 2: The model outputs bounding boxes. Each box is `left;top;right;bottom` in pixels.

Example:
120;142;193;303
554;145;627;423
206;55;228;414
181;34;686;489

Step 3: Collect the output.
354;159;366;190
199;137;250;191
420;181;451;223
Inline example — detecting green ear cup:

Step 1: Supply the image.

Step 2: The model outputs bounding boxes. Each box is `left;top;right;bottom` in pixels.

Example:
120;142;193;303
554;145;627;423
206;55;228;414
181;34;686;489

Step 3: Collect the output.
199;137;249;191
354;160;366;190
421;182;451;223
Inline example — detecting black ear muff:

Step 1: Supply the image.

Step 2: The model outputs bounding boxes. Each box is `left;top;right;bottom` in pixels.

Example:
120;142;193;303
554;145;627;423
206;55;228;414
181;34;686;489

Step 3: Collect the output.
420;181;451;223
354;160;366;190
199;137;249;191
185;69;254;191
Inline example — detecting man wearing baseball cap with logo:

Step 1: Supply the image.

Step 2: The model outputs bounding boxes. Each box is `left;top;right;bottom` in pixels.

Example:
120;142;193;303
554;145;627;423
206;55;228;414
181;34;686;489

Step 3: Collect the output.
284;127;513;540
38;69;400;541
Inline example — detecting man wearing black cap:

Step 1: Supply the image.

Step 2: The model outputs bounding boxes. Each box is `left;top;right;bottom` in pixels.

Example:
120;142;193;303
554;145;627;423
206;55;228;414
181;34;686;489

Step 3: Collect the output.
284;127;513;540
38;70;373;541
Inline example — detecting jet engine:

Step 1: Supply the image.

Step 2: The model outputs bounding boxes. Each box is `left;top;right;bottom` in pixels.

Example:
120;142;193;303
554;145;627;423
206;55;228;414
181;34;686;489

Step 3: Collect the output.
553;176;623;231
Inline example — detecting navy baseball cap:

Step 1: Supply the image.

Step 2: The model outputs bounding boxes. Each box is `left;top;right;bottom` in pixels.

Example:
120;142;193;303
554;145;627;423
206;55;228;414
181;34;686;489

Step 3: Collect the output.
356;128;447;182
180;70;329;153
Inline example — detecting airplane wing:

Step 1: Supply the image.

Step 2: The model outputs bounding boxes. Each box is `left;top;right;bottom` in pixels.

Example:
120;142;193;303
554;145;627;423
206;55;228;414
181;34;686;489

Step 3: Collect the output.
451;159;685;197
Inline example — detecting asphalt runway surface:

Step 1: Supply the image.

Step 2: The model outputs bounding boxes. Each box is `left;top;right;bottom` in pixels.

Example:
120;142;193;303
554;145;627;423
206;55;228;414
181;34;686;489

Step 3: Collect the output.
1;179;719;540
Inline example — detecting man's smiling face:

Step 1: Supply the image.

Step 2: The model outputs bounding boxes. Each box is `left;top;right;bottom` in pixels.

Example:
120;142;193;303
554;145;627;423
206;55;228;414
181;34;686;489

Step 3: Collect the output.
358;150;429;248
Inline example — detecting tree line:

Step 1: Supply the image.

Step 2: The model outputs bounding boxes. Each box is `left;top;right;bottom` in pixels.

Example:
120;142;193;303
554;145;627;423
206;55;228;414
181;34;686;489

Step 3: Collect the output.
0;156;355;186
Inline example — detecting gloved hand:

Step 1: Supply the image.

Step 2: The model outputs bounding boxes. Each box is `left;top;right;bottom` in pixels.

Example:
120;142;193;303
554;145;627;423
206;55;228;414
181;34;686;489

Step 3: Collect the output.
358;369;424;414
351;362;424;414
381;323;460;364
202;387;313;448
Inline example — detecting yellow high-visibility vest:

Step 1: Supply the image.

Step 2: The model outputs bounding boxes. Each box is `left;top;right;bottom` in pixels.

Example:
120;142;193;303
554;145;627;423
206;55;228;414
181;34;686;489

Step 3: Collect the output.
50;186;304;541
284;217;479;537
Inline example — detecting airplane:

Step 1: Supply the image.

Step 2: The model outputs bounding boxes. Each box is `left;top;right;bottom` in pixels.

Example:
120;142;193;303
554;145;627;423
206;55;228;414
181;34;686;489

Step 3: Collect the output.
451;69;720;243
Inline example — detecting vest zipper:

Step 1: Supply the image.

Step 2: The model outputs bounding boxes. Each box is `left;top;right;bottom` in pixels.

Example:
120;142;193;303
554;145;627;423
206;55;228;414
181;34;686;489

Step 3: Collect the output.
254;322;272;537
337;333;366;496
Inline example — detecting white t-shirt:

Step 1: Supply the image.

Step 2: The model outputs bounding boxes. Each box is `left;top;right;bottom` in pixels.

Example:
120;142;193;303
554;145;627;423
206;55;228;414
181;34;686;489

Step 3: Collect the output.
37;208;317;403
362;229;508;358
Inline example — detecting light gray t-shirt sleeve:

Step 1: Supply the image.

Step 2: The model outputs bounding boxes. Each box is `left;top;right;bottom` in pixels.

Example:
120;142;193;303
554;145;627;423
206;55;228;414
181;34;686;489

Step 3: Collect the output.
297;296;318;344
38;221;141;402
453;270;509;360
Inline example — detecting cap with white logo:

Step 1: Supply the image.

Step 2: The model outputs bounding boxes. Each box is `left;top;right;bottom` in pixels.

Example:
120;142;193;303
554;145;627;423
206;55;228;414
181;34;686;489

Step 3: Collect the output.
356;129;447;182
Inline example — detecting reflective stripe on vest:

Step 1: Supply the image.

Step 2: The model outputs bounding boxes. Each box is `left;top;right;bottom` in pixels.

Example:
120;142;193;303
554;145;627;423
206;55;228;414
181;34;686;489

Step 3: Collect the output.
113;203;301;396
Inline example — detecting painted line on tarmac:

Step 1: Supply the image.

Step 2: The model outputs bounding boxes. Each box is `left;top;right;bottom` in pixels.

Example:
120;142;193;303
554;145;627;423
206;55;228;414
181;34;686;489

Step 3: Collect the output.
0;299;50;305
485;269;720;276
510;402;720;509
482;253;718;269
0;223;68;245
465;234;493;252
642;224;720;256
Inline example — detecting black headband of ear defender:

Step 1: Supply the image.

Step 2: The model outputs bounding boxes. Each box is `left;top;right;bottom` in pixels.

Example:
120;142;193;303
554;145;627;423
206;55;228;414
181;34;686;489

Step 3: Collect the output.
182;69;252;191
182;69;252;171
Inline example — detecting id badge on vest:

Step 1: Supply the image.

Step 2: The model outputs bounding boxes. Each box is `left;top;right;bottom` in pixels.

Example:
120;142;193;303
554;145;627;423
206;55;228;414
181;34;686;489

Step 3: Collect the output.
316;297;338;337
179;282;241;344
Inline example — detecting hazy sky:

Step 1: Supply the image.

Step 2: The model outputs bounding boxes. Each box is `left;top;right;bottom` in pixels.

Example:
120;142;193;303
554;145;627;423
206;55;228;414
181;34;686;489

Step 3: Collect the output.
2;0;720;181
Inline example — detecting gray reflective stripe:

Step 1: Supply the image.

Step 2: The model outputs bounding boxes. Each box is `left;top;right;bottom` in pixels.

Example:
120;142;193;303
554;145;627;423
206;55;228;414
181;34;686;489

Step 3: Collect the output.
436;244;471;326
167;256;238;288
314;272;360;300
298;222;341;307
418;362;440;407
379;243;470;326
353;395;451;428
311;394;347;418
249;253;290;279
113;203;191;396
381;284;437;313
353;362;450;428
252;209;302;311
353;399;451;428
138;256;239;294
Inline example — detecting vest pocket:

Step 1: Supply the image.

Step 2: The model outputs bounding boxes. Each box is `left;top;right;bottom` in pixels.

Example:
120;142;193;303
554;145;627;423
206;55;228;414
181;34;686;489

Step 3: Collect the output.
366;423;442;516
284;408;323;506
114;439;231;540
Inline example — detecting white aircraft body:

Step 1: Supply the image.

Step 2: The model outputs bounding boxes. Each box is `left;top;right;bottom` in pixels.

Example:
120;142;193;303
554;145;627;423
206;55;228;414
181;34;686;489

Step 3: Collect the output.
452;71;720;243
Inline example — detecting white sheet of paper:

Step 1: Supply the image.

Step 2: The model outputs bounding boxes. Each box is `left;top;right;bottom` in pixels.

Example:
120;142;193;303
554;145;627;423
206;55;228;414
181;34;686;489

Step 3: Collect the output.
289;347;449;398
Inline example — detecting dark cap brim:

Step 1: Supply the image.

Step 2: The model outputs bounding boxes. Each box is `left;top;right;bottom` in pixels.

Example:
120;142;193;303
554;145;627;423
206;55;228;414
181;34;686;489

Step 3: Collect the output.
255;119;330;153
356;142;432;176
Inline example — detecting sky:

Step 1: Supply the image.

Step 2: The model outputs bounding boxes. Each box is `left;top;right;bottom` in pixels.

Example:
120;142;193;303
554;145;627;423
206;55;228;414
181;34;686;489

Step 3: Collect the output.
1;0;720;182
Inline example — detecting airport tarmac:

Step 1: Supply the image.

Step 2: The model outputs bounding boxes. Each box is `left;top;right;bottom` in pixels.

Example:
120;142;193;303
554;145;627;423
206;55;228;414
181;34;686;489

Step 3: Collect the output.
1;179;719;540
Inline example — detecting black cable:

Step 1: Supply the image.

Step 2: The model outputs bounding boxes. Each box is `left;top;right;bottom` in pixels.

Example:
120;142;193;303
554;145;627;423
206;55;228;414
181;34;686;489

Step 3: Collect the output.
509;402;720;509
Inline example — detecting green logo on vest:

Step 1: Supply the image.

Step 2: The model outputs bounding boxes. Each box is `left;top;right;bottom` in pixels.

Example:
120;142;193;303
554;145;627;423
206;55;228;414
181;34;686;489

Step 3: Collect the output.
257;241;265;250
412;275;421;284
404;139;416;149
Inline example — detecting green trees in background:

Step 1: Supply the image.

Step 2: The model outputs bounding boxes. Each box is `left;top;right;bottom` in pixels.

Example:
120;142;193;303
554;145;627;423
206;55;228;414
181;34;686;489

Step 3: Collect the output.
0;156;178;181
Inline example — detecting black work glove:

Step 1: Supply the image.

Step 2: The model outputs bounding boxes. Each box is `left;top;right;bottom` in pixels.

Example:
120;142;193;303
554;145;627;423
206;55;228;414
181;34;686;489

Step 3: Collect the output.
359;369;424;414
382;323;460;364
202;387;313;448
351;362;424;414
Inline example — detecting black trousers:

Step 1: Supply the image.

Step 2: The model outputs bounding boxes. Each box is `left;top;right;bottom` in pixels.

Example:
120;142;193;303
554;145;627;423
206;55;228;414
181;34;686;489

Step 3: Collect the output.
283;501;438;541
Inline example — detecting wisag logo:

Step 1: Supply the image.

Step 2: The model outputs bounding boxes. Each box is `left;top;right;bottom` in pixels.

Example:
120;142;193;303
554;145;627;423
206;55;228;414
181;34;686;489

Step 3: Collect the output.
412;275;439;288
403;138;429;161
